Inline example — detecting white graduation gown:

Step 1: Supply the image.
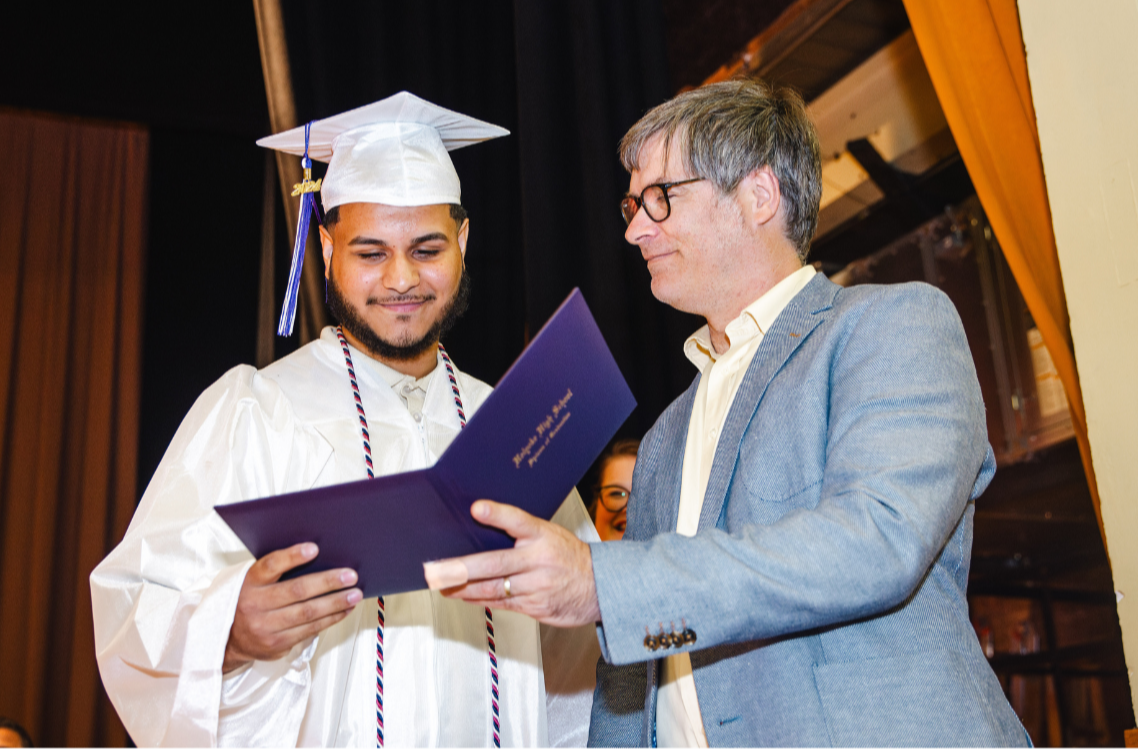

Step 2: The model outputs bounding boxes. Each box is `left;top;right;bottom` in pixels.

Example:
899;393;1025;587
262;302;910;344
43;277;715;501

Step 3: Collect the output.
90;327;599;747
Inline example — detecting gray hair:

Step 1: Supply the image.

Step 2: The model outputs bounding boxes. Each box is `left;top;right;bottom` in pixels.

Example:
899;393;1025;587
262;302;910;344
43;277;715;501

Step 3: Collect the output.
619;79;822;259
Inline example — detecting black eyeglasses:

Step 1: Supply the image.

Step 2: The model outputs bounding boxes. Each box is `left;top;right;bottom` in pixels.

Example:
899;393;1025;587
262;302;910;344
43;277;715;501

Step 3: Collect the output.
597;485;631;513
620;177;705;226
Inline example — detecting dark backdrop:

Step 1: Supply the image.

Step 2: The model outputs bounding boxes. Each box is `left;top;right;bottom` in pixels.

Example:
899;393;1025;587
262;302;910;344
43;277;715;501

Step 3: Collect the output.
513;1;703;443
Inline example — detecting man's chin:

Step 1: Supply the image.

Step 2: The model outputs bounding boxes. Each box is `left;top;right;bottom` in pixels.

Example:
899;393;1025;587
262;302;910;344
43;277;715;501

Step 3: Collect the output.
378;330;432;352
354;326;437;362
649;277;689;310
366;311;435;339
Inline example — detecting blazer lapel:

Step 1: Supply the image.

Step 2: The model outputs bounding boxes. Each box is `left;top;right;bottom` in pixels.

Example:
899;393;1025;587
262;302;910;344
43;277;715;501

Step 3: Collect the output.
657;376;699;533
696;274;839;531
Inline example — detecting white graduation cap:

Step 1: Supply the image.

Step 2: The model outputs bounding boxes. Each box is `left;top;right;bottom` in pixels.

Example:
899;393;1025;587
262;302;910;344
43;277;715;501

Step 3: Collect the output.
257;91;509;211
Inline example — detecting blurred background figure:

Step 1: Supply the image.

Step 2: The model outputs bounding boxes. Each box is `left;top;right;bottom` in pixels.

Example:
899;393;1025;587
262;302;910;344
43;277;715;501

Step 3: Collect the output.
0;717;33;748
590;439;639;541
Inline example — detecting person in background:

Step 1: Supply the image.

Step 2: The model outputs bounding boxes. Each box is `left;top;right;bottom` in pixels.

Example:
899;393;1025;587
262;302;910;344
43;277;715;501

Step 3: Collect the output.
0;717;33;748
590;439;639;541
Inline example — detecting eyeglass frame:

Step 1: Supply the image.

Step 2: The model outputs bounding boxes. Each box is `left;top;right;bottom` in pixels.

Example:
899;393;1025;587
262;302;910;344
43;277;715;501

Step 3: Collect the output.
620;177;705;226
596;484;631;513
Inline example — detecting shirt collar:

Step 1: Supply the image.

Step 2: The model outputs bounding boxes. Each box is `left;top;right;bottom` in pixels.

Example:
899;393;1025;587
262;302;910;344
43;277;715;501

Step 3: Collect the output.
684;265;817;371
338;333;439;391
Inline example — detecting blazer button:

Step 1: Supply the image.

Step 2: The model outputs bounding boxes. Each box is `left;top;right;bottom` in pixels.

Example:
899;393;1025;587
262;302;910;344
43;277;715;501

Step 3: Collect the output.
683;628;697;645
669;631;684;648
644;634;659;651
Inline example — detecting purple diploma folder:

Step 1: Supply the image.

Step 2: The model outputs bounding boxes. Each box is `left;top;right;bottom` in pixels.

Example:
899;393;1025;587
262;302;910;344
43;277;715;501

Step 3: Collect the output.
215;289;636;598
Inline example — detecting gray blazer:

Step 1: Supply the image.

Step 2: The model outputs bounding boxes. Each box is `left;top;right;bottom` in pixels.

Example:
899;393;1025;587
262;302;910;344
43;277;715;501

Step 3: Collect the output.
588;275;1028;747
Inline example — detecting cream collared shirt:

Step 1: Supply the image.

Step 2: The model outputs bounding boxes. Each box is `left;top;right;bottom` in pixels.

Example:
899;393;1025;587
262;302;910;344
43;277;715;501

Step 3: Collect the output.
374;358;435;420
657;265;816;747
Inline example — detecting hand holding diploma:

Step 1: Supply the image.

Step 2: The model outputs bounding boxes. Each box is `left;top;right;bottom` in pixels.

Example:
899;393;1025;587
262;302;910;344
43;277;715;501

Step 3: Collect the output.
426;500;602;628
223;543;364;673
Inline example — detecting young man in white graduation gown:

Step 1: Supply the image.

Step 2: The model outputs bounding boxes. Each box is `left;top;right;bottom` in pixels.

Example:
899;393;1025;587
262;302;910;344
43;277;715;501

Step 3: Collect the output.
90;93;599;747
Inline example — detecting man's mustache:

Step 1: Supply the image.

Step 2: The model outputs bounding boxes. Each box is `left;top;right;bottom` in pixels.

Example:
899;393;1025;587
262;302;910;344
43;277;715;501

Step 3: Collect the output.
366;294;437;306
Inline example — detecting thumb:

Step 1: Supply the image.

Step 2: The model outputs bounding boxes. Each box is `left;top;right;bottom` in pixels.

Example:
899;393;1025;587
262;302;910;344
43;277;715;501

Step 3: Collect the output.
470;500;543;540
249;542;318;585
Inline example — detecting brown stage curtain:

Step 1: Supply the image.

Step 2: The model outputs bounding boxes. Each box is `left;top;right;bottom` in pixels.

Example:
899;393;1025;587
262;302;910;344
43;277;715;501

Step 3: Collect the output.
0;110;146;747
901;0;1104;543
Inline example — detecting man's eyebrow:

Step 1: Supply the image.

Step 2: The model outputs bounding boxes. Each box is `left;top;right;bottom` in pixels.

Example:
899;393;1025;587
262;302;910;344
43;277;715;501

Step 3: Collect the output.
348;236;391;247
625;175;671;196
347;232;451;247
411;232;450;245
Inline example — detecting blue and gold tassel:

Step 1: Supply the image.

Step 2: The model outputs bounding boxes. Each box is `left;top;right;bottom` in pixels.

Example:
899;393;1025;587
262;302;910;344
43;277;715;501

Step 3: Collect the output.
278;121;323;337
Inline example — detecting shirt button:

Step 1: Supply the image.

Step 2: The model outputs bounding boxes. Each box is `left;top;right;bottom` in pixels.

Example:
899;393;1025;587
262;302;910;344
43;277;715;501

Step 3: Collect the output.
412;411;423;423
402;384;412;395
708;427;717;440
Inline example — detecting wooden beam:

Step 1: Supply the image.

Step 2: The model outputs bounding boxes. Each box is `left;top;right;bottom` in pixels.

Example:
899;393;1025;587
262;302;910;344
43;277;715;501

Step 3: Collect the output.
252;0;327;347
702;0;856;86
256;151;276;368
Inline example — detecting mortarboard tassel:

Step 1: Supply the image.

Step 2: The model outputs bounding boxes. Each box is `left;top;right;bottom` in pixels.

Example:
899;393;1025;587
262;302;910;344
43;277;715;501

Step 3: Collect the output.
278;122;323;337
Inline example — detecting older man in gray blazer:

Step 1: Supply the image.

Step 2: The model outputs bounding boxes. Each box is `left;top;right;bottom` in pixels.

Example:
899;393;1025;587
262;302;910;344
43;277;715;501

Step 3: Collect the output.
429;79;1028;747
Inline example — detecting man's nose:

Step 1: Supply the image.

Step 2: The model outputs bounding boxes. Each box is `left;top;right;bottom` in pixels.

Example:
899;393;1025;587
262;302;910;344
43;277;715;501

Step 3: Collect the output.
624;204;658;246
383;253;419;294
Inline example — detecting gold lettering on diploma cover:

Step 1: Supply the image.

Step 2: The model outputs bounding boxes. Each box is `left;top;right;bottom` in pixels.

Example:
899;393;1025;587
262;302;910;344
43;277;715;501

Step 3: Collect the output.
512;389;573;468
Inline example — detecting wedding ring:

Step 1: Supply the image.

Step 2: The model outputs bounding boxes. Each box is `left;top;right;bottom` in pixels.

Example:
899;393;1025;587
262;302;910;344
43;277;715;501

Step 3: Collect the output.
503;577;512;597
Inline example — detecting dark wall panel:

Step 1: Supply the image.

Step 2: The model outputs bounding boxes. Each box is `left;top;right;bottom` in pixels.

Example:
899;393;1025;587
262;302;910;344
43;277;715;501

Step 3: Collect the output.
514;0;699;440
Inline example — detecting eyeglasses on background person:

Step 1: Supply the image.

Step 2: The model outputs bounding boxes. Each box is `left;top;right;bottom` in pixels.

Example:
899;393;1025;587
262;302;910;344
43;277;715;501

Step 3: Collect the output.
589;438;640;542
597;486;630;513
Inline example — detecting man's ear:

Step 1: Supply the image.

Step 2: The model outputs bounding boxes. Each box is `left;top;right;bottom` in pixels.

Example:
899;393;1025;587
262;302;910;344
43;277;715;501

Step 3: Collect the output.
319;224;334;280
457;218;470;260
739;165;782;231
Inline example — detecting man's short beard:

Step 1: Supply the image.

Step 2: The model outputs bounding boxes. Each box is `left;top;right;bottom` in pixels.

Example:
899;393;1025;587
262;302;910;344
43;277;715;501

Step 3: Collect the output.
327;267;471;362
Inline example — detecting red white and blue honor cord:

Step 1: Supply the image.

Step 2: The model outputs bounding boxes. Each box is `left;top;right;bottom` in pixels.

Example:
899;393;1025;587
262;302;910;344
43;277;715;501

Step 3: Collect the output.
439;343;502;747
335;329;501;748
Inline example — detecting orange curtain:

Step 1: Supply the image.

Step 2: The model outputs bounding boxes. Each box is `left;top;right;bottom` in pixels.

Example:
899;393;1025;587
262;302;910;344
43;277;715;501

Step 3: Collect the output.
901;0;1104;544
0;110;146;747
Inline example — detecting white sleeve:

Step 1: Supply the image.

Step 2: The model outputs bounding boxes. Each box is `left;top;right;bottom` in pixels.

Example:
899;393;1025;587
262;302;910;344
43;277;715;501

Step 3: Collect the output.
90;366;333;747
541;489;603;747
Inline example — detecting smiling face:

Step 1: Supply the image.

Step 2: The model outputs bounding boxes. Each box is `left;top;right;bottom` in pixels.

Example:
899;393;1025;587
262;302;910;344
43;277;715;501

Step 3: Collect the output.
623;133;802;340
320;202;469;376
594;455;635;541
